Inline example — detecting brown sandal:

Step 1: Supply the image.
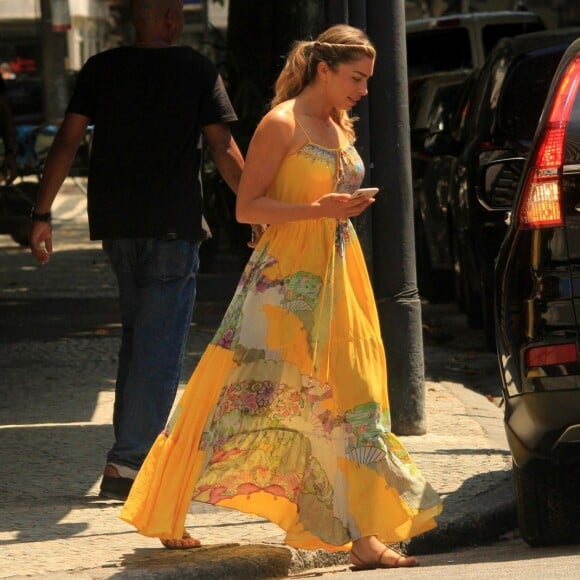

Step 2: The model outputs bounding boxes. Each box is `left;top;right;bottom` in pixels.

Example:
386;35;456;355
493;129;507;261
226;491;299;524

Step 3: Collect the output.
161;531;201;550
350;545;419;570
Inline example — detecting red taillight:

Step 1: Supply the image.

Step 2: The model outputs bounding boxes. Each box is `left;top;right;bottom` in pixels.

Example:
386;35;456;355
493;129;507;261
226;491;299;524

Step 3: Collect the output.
519;55;580;229
526;342;577;368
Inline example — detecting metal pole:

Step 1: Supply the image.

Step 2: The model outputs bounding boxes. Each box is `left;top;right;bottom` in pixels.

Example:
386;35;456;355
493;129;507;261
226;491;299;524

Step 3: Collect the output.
366;0;426;435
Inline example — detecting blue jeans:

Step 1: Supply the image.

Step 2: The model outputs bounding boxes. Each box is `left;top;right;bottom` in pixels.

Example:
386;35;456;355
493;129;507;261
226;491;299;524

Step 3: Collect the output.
102;238;201;471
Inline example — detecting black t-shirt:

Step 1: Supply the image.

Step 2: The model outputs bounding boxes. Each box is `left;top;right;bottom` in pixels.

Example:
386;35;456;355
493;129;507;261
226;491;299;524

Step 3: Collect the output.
0;76;6;94
67;46;238;241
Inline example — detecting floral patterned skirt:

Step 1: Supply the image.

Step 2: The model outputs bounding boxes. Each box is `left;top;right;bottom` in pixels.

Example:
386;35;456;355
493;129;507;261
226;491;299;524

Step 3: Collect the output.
121;219;442;550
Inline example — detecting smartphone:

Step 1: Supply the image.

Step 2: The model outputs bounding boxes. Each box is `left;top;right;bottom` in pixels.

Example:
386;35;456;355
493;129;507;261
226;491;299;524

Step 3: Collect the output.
351;187;379;199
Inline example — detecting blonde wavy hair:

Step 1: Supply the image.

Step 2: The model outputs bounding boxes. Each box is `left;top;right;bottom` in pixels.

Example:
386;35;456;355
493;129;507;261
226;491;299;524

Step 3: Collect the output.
271;24;376;142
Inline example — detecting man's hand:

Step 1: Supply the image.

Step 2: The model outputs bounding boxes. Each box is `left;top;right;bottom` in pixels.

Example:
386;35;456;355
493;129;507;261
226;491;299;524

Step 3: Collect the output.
29;221;53;264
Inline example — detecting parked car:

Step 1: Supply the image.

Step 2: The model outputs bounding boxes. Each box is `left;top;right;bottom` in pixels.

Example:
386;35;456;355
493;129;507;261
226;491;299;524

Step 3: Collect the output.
407;12;544;304
485;36;580;547
406;10;545;81
446;28;580;349
419;69;479;307
409;69;472;301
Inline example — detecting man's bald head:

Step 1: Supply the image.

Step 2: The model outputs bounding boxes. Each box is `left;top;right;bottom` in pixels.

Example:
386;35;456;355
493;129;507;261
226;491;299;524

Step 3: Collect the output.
131;0;181;24
130;0;183;45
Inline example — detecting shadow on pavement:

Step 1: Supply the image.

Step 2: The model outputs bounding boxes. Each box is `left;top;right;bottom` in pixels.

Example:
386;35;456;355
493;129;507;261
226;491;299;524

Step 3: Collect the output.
113;545;292;580
421;302;503;401
410;467;516;555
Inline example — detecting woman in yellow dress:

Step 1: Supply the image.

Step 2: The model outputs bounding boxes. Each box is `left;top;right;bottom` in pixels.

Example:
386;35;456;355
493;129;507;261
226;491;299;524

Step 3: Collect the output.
121;24;442;569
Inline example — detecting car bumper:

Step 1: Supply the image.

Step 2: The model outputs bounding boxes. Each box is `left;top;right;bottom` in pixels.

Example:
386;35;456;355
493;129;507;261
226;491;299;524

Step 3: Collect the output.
505;389;580;469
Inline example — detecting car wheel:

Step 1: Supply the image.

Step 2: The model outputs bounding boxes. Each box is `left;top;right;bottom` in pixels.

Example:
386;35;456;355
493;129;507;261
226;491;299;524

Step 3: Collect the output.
513;461;580;547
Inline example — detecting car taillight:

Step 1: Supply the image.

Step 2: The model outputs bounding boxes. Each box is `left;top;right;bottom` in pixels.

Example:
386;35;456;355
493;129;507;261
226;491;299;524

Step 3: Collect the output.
526;342;578;368
518;55;580;229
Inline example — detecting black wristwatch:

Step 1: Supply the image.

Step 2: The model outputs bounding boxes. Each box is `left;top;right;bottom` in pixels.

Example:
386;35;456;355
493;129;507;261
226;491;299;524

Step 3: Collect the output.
29;208;52;222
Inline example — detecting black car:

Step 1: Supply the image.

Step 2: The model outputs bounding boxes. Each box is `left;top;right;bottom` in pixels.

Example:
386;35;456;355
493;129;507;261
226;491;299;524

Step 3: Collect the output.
447;28;580;349
485;37;580;547
410;69;476;302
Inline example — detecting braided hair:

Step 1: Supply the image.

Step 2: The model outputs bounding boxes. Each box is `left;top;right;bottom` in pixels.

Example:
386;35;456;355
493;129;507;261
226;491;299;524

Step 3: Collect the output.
272;24;376;141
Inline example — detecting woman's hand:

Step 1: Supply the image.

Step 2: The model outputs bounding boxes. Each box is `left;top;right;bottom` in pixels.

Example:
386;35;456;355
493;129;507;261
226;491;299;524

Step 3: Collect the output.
316;192;375;219
248;223;268;248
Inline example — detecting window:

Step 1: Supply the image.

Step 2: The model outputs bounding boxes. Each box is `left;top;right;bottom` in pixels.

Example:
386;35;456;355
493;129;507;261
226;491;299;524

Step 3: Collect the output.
498;50;567;143
407;29;472;78
482;22;545;57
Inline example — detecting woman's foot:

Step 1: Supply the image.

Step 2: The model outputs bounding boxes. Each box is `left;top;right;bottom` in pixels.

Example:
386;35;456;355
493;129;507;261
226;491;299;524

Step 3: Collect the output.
350;536;419;569
161;531;201;550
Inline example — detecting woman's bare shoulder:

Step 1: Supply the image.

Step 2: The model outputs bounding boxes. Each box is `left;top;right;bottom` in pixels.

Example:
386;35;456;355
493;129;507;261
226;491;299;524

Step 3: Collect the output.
259;101;296;132
252;101;300;149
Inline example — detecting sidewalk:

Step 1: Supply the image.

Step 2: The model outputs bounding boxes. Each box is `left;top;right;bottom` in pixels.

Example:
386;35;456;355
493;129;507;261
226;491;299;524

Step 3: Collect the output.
0;186;514;579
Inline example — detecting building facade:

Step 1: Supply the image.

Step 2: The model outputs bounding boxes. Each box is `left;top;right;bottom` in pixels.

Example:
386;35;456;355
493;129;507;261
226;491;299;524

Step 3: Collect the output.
0;0;109;77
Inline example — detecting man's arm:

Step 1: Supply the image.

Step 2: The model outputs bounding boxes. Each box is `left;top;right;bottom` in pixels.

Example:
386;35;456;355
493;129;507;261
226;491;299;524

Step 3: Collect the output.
30;112;90;263
202;123;266;247
202;123;244;194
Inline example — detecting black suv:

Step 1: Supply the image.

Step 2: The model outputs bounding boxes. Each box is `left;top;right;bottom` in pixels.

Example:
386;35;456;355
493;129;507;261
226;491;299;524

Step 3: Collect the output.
486;37;580;547
409;69;472;301
447;28;580;349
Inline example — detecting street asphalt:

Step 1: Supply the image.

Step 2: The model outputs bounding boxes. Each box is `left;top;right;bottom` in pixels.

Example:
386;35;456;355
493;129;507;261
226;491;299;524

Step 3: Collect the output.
0;183;515;579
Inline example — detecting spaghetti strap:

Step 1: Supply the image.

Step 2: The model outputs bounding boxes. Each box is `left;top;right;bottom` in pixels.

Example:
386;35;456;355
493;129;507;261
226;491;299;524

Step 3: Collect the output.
294;116;312;143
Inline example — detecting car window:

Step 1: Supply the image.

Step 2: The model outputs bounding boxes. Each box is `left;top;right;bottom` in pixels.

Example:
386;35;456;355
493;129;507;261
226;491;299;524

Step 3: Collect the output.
427;83;465;133
407;29;472;78
410;80;464;132
482;22;545;56
463;64;493;140
448;71;479;139
498;50;567;143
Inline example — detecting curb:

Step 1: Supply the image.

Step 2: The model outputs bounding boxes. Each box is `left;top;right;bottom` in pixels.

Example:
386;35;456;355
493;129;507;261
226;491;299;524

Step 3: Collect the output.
408;475;516;555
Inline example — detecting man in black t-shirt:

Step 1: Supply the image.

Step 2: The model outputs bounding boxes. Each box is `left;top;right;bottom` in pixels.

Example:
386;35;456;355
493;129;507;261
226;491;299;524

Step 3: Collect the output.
29;0;253;518
0;76;17;183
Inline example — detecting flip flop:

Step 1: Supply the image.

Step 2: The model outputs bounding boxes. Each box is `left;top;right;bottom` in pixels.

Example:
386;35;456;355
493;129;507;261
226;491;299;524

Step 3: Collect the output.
350;545;419;570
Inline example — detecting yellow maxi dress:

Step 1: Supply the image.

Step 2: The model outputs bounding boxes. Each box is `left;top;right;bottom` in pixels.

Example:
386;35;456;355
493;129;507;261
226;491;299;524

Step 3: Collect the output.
121;122;442;551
